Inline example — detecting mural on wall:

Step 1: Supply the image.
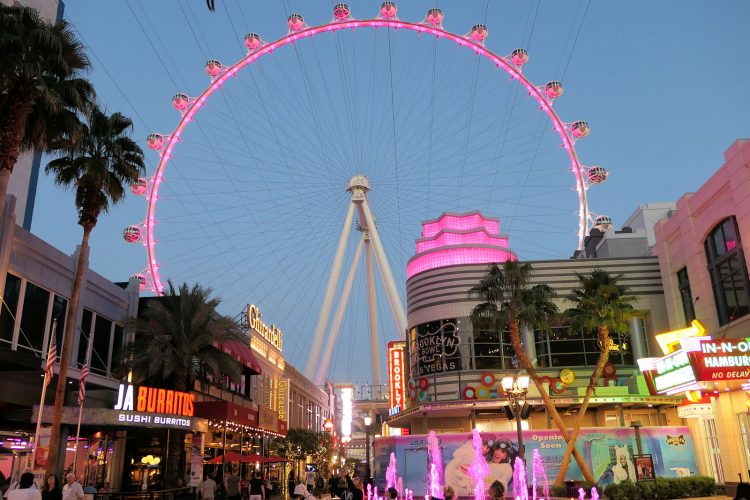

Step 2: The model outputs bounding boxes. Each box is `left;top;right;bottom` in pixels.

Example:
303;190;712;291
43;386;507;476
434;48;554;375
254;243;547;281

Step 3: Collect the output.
374;427;696;496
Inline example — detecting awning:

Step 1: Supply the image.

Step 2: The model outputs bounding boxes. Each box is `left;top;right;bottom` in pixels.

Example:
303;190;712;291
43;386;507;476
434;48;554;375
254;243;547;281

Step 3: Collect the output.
216;340;262;375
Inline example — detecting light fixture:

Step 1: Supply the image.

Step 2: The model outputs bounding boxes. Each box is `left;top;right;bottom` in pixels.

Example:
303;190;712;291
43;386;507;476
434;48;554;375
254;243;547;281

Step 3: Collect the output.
501;376;514;392
364;416;372;427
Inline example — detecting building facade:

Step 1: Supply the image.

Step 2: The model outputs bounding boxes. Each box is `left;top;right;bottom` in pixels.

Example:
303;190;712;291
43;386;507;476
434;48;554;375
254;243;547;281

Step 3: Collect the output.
653;138;750;483
385;211;685;486
285;363;330;432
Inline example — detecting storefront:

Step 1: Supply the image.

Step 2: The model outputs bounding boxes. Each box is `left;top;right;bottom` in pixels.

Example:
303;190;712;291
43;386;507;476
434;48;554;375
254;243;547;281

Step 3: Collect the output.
653;138;750;482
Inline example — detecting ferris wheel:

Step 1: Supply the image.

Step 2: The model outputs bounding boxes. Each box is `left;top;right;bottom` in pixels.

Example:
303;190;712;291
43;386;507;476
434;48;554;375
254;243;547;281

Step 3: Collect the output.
122;2;609;381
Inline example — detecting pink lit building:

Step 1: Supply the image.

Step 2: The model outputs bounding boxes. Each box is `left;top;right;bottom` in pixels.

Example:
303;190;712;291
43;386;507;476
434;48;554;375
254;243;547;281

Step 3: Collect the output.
654;138;750;483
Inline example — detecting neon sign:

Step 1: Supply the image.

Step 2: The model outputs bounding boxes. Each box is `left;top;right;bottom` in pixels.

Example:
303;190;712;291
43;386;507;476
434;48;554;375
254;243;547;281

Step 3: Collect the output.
277;378;289;422
247;304;283;350
113;383;195;428
388;341;407;411
340;386;353;439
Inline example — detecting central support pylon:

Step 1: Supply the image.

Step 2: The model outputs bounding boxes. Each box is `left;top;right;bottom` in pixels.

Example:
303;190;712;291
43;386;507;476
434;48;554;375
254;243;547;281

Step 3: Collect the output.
305;176;407;385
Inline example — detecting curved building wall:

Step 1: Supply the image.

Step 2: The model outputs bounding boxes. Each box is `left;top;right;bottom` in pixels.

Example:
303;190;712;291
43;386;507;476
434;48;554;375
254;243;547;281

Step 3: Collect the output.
405;256;669;404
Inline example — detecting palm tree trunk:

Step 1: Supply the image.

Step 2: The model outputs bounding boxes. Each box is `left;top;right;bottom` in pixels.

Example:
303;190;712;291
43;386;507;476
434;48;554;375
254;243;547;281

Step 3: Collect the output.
508;319;596;485
553;325;611;486
46;226;92;477
0;90;34;221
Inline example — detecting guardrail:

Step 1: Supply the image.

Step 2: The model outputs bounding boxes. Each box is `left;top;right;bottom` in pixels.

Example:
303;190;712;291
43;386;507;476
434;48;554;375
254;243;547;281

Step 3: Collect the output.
94;486;196;500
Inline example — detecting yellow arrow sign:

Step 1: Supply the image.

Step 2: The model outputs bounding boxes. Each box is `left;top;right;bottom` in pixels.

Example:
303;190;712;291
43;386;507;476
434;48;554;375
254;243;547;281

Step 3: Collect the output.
655;320;707;355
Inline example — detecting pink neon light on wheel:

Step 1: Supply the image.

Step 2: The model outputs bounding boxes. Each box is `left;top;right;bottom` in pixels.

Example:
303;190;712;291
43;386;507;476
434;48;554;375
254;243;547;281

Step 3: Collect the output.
142;14;595;295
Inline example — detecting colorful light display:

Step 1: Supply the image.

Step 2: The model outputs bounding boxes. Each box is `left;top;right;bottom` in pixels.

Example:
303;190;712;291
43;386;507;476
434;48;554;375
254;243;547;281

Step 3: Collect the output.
340;386;353;439
407;212;517;279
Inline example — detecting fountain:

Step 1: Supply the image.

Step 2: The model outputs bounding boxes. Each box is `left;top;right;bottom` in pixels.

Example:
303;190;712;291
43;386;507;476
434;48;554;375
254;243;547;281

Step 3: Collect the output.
513;456;529;500
387;452;399;489
590;487;599;500
427;431;444;499
467;428;489;500
531;449;549;500
367;484;372;500
578;487;586;500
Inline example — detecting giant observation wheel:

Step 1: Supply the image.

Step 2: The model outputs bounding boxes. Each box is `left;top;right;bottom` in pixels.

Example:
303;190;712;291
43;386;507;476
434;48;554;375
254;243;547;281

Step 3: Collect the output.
123;3;610;378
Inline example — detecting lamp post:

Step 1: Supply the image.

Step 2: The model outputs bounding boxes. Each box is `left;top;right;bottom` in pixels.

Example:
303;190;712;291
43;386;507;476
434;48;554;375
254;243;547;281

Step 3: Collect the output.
364;415;372;486
501;375;530;462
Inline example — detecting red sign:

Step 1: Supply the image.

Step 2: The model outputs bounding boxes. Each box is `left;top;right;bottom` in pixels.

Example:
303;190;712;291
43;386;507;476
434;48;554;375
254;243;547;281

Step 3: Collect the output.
388;341;407;410
691;338;750;382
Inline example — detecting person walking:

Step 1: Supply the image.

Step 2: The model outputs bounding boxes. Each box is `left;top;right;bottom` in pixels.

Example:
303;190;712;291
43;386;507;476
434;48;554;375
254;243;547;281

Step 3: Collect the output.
225;469;241;500
42;475;61;500
8;473;41;500
349;478;363;500
304;469;315;494
61;475;83;500
201;474;217;500
248;472;264;500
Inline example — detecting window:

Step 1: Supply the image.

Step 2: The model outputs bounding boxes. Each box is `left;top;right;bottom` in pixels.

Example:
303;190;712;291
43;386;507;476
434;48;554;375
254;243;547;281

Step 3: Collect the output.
18;282;50;354
677;267;696;325
77;309;94;366
92;315;113;375
50;295;68;357
535;326;633;368
111;325;124;374
738;413;750;474
705;217;750;325
703;419;724;483
0;274;21;344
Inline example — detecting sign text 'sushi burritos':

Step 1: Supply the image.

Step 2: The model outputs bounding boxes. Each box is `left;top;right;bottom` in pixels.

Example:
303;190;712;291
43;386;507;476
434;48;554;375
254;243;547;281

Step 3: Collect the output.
113;383;195;427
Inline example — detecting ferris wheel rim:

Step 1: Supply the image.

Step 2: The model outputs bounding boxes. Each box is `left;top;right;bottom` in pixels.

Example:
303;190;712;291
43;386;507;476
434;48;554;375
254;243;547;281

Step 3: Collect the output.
141;16;592;295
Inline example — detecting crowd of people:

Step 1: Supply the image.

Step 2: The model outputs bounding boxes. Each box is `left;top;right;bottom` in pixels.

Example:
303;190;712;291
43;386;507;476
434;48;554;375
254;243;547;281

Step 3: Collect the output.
0;472;106;500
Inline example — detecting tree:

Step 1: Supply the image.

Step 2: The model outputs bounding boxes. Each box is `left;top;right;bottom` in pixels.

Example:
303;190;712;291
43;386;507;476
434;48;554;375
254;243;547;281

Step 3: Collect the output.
554;270;636;486
273;429;333;479
43;106;144;477
126;281;246;486
0;5;94;220
469;261;597;484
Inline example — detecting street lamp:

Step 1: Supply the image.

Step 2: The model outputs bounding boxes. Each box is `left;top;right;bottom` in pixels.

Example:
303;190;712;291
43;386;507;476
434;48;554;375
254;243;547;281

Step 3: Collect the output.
501;375;530;462
364;416;372;486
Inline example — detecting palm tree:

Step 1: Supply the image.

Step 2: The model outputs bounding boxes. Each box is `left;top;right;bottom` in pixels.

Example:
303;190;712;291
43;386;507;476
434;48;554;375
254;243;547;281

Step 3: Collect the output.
0;5;94;219
469;262;597;485
127;281;246;486
554;270;636;485
44;106;145;476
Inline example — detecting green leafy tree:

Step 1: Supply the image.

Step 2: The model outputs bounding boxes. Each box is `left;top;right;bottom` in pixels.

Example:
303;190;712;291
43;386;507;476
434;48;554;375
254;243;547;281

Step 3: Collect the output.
0;5;94;219
554;270;636;486
126;281;245;486
43;106;144;477
469;261;596;484
273;429;330;479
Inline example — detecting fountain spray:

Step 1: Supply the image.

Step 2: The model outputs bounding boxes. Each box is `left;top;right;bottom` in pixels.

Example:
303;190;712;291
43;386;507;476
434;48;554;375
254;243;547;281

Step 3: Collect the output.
387;452;399;490
467;429;489;500
531;448;549;500
427;431;444;499
578;487;586;500
513;456;529;500
590;486;599;500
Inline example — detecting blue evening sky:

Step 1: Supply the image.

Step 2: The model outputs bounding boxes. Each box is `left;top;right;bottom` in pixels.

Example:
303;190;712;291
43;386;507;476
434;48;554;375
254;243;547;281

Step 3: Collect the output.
29;1;750;384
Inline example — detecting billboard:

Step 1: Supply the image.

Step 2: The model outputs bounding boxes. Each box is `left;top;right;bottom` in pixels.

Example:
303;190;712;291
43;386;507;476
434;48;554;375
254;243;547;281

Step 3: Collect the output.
373;427;696;497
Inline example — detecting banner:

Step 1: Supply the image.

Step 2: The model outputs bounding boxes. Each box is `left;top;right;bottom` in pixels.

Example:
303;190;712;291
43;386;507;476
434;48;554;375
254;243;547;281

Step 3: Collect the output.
373;427;696;496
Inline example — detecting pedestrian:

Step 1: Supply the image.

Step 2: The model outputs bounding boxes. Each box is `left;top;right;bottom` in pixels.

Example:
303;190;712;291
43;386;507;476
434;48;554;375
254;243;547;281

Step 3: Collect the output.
442;486;455;500
305;469;315;494
82;483;96;495
386;488;398;500
61;475;83;500
248;472;264;500
41;475;61;500
201;474;217;500
225;468;241;500
349;478;363;500
7;473;41;500
97;483;109;495
488;480;505;500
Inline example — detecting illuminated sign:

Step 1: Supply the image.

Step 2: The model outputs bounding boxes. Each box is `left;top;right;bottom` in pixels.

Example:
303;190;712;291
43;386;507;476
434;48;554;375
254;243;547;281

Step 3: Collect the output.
693;338;750;381
340;386;353;439
113;383;195;428
388;341;407;411
277;378;289;422
247;304;283;351
653;350;697;394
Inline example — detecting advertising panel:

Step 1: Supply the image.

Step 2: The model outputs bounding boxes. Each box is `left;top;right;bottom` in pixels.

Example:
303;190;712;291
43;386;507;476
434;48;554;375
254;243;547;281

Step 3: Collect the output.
374;427;696;497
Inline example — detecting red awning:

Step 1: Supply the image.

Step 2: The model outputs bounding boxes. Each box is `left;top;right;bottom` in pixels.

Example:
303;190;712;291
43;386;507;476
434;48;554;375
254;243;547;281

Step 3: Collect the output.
216;340;262;375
